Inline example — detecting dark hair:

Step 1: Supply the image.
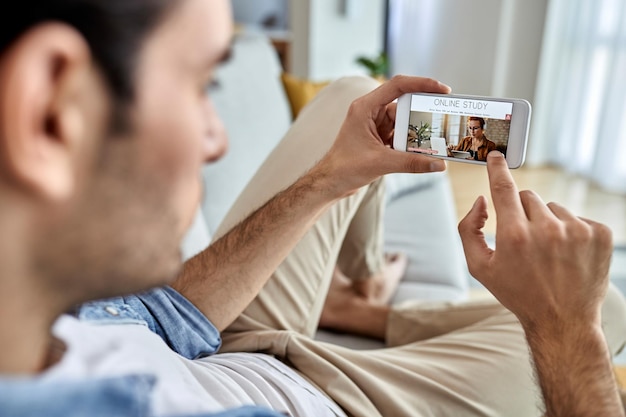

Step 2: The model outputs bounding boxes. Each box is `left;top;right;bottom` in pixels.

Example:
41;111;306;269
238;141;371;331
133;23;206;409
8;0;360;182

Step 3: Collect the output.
468;117;486;129
0;0;177;130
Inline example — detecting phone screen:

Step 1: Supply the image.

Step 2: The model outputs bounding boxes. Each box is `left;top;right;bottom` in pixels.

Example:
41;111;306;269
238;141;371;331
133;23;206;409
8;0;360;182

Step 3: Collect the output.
403;94;515;163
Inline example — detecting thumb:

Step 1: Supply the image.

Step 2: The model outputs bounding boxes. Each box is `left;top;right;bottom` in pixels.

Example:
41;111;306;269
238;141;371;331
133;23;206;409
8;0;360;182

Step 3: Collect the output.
383;148;447;174
458;196;493;279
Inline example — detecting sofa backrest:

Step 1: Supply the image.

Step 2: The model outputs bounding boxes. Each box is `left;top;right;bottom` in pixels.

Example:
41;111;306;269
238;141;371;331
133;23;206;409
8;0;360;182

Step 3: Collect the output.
181;31;292;259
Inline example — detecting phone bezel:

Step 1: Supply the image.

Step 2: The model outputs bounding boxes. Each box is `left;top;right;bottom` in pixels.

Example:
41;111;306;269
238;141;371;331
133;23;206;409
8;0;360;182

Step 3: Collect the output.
393;92;532;169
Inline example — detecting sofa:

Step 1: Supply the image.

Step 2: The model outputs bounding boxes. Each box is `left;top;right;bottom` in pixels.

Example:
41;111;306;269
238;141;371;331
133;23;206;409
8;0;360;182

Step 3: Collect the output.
180;31;469;349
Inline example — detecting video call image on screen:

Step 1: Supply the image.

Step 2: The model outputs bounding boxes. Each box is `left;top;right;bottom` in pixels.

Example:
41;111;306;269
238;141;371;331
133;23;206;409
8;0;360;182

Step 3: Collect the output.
406;95;513;162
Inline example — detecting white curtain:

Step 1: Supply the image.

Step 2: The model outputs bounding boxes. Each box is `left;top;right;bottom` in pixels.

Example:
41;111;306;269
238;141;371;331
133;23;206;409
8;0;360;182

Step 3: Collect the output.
528;0;626;194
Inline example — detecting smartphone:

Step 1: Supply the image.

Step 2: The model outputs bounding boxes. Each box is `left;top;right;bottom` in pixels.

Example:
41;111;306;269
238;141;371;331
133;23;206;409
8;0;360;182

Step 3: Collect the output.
393;92;531;168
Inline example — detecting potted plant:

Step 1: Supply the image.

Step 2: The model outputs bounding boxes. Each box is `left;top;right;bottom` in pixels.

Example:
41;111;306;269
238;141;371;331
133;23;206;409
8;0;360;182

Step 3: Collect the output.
355;51;388;82
408;121;432;147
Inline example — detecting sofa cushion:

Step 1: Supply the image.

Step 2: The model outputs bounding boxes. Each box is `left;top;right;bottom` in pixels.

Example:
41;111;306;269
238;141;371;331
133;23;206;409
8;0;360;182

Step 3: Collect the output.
280;73;331;119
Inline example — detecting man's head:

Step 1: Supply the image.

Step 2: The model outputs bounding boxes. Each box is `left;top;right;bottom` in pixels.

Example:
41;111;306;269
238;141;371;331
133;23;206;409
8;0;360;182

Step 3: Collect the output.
0;0;232;312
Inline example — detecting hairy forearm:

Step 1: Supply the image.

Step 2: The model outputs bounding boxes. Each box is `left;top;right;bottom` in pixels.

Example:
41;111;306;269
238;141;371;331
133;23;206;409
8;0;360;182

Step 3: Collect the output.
172;164;339;331
524;321;624;417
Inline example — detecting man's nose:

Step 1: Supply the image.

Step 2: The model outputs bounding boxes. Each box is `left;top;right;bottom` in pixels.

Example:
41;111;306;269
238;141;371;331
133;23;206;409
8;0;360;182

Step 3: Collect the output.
203;99;229;163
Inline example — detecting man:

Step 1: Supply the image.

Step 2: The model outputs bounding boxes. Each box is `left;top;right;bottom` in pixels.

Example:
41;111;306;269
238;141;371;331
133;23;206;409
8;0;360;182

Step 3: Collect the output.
0;1;624;417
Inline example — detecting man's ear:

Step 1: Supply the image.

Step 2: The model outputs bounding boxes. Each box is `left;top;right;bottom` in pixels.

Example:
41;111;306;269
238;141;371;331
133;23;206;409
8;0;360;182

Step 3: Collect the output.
0;23;99;202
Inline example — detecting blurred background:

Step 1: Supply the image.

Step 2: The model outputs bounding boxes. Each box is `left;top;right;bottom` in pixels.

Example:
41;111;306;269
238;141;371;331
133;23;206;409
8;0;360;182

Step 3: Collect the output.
231;0;626;246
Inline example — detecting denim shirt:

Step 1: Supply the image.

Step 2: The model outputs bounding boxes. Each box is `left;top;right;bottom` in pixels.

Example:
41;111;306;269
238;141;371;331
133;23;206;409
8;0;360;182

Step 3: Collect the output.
0;287;285;417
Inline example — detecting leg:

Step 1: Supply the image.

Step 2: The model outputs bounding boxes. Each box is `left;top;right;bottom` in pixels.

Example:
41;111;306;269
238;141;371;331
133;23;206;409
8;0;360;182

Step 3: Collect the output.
284;285;626;417
386;283;626;353
318;180;408;337
271;299;535;417
318;261;405;340
334;179;386;283
335;179;408;305
218;76;386;338
223;179;384;338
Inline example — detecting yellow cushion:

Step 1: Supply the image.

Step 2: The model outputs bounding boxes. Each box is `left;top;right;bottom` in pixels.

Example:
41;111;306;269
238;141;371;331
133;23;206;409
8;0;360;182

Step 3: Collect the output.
281;73;331;119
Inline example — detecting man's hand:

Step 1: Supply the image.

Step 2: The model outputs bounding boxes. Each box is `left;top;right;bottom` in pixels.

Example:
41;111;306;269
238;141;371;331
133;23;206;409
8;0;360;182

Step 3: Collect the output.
313;75;450;199
458;151;612;328
458;151;623;417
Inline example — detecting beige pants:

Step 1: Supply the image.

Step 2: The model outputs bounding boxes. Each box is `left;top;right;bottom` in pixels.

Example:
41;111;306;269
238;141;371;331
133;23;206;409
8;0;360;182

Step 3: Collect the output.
216;76;626;417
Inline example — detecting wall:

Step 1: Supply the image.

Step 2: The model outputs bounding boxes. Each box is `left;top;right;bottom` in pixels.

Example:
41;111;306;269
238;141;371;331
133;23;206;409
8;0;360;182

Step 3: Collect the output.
232;0;548;103
490;0;549;102
290;0;387;81
387;0;548;104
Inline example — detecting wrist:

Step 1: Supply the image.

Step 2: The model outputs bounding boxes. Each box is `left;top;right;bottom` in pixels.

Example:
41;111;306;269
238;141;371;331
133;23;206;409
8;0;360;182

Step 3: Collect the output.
285;164;344;218
522;312;604;348
519;302;603;339
305;155;354;201
525;320;605;350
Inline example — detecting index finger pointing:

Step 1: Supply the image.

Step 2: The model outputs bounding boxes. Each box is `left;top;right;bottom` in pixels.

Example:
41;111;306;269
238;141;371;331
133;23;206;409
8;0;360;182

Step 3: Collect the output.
487;151;526;224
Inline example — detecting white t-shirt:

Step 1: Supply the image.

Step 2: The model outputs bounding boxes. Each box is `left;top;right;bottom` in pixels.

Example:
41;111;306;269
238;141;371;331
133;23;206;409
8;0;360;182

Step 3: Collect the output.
45;315;346;417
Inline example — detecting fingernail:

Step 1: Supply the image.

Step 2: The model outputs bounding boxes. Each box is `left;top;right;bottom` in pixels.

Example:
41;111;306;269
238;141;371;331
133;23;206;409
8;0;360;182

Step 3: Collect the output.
488;151;504;158
431;160;446;171
438;81;452;91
